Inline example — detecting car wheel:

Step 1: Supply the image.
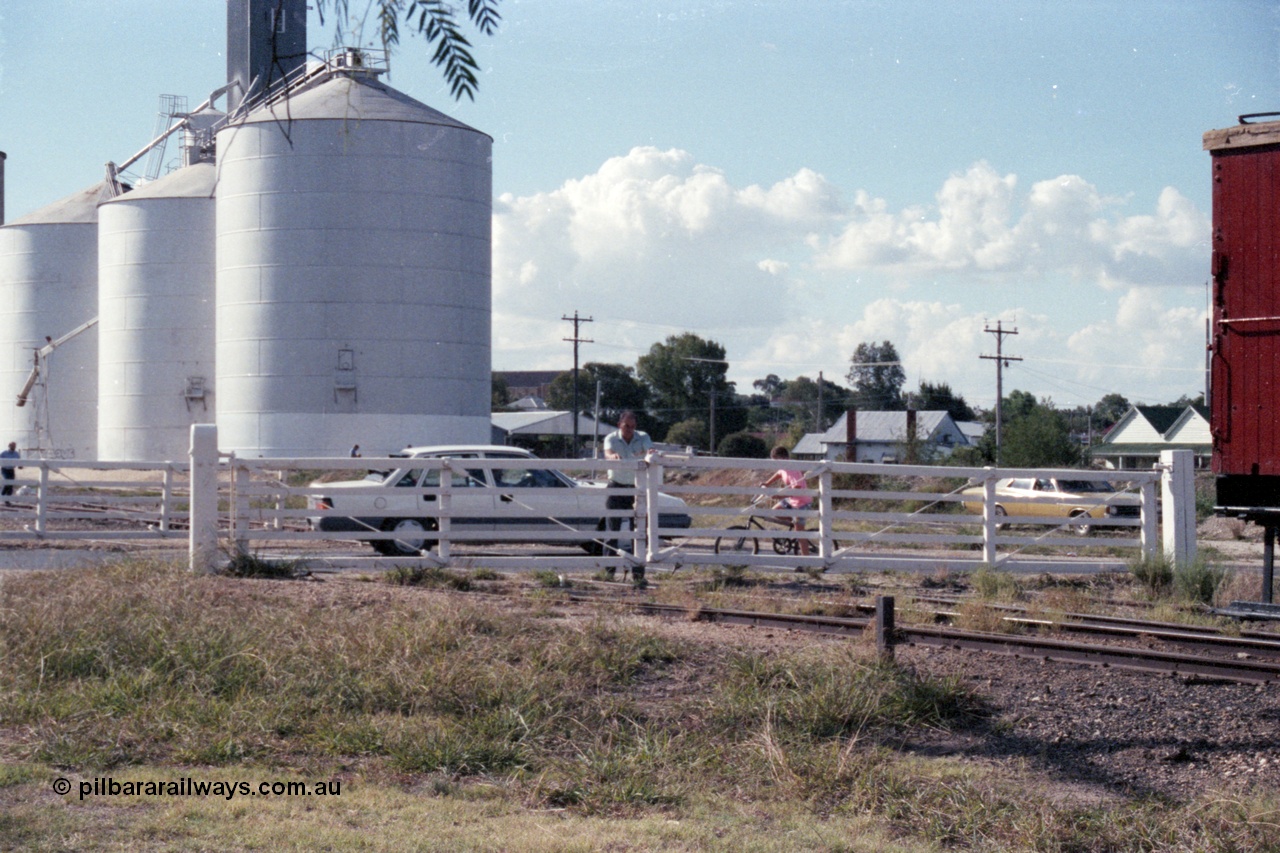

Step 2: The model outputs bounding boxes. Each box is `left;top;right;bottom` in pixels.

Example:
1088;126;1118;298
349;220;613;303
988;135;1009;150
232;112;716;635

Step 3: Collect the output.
715;525;759;555
1069;511;1092;537
992;505;1007;531
381;517;435;555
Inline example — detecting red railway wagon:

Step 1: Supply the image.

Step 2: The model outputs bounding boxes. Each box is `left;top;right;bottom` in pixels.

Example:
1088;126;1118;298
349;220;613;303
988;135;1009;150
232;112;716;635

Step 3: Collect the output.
1206;115;1280;515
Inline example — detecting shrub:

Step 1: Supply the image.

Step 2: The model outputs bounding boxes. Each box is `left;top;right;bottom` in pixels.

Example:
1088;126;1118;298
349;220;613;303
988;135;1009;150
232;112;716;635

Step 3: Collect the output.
717;432;769;458
1173;559;1230;605
1129;555;1173;594
664;417;708;449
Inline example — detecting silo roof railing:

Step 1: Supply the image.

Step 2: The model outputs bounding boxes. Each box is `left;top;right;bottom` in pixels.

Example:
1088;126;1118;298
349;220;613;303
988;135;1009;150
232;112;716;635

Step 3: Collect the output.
230;48;390;122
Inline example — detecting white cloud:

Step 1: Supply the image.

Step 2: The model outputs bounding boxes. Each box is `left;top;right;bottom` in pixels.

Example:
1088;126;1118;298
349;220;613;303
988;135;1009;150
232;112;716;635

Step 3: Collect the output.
813;162;1209;287
492;148;1211;406
1062;288;1207;403
492;146;844;333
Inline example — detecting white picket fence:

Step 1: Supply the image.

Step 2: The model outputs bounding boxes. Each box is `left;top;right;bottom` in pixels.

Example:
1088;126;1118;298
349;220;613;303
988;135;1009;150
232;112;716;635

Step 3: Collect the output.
0;425;1194;575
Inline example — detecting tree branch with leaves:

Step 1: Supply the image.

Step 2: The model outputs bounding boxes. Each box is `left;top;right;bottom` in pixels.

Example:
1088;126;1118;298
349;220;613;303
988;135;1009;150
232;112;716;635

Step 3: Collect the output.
317;0;502;100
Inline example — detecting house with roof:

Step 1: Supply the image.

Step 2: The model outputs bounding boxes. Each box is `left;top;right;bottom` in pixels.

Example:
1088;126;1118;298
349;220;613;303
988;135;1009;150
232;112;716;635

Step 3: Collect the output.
1090;404;1211;470
792;410;968;462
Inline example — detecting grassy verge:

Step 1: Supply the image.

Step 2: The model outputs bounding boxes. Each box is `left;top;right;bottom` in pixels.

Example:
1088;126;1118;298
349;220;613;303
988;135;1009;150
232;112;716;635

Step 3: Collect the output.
1;560;1277;851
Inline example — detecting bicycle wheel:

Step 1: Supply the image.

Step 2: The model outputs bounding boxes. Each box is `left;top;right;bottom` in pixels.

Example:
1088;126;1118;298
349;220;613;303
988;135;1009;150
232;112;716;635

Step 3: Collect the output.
772;536;799;555
715;525;760;555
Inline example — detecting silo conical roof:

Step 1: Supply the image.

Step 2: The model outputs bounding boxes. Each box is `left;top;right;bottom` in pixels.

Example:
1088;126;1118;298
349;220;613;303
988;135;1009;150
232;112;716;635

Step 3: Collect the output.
4;181;113;226
239;73;490;137
101;161;216;203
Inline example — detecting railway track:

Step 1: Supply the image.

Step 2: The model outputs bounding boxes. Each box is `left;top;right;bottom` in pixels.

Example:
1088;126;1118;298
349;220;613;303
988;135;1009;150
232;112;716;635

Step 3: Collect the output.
628;600;1280;685
899;593;1280;659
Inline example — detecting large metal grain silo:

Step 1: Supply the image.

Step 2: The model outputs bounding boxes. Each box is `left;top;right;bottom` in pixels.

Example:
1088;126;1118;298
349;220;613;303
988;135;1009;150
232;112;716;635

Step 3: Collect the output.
0;182;106;460
214;62;492;456
98;161;216;461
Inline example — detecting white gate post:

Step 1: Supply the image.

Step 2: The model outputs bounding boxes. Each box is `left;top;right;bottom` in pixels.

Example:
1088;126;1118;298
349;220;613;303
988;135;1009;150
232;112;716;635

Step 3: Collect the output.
818;464;834;567
1161;449;1196;566
982;469;999;566
642;457;660;563
189;424;220;573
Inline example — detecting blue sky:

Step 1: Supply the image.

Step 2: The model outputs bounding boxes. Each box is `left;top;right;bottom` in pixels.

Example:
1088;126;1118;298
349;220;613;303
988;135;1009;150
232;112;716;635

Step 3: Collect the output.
1;1;1276;411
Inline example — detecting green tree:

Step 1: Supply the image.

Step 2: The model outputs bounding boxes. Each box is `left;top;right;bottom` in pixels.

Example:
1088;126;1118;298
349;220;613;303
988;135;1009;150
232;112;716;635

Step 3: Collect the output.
317;0;502;100
491;374;510;409
1000;404;1080;467
1093;393;1130;428
908;381;975;422
547;363;647;426
752;374;784;399
846;341;906;411
773;374;850;433
636;334;740;445
1002;389;1039;422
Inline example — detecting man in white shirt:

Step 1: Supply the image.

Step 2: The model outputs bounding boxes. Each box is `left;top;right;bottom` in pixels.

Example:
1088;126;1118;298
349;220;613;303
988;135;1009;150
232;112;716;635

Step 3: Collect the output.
602;411;654;580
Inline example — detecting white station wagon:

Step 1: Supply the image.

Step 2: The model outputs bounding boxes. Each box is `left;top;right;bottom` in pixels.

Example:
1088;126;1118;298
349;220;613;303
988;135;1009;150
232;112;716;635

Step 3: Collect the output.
308;445;692;556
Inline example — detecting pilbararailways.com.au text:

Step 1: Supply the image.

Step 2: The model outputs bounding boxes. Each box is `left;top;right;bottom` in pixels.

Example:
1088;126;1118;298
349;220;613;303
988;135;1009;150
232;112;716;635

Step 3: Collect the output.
58;777;342;801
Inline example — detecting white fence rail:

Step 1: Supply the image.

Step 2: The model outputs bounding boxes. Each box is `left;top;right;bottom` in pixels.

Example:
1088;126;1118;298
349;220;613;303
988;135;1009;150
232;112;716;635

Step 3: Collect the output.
0;425;1193;576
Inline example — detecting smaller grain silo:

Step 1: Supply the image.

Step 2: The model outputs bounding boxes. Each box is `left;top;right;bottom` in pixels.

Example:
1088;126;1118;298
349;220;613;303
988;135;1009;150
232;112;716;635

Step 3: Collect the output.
97;160;217;461
0;181;107;459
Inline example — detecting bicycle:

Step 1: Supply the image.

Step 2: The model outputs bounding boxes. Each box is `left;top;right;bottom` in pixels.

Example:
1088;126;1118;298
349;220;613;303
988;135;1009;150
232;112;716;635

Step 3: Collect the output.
714;495;840;556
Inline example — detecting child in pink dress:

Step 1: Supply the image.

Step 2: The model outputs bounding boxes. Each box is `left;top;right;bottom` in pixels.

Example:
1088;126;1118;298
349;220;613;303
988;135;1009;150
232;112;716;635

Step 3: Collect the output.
761;446;812;556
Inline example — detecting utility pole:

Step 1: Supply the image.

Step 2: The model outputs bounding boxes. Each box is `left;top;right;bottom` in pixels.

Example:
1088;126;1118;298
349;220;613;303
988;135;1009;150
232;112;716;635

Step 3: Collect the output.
980;321;1022;465
562;312;593;456
817;370;825;432
684;356;729;453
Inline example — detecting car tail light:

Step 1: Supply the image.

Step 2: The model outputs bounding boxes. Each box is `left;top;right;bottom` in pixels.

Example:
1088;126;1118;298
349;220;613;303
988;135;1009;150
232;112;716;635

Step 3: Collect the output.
311;496;333;510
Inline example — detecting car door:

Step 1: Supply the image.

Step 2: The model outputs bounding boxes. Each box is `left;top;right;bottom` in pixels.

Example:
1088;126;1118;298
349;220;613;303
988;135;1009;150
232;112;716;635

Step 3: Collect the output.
488;459;590;540
415;454;495;540
1001;478;1039;518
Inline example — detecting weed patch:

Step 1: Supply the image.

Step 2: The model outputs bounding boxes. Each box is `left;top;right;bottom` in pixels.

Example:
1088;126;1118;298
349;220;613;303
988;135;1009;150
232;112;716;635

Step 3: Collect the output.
222;550;308;579
1129;554;1174;595
1173;559;1231;605
383;564;472;590
969;565;1022;600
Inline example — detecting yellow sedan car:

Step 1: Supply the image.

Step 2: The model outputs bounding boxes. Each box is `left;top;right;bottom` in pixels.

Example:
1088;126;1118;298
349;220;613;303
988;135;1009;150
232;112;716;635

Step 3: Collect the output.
961;476;1142;536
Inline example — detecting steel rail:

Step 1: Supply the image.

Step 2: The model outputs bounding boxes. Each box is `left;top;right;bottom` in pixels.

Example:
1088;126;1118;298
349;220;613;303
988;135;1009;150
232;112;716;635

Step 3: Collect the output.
631;602;1280;684
902;592;1280;655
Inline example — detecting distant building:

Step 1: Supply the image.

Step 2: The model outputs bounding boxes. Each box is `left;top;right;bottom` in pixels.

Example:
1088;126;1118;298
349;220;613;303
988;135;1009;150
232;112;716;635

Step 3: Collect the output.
490;409;608;457
793;410;967;462
1090;404;1211;470
955;420;987;448
495;371;561;403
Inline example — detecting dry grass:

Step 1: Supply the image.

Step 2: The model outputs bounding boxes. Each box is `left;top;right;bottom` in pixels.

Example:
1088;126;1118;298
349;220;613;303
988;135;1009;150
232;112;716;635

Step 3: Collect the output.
2;560;1279;851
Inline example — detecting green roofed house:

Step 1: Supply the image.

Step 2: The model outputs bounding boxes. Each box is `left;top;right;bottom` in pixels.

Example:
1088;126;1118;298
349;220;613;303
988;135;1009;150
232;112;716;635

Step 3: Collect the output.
1090;404;1211;471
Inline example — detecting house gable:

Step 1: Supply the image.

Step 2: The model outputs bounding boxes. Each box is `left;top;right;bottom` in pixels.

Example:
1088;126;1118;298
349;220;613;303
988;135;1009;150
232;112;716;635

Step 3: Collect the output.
1092;404;1210;469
